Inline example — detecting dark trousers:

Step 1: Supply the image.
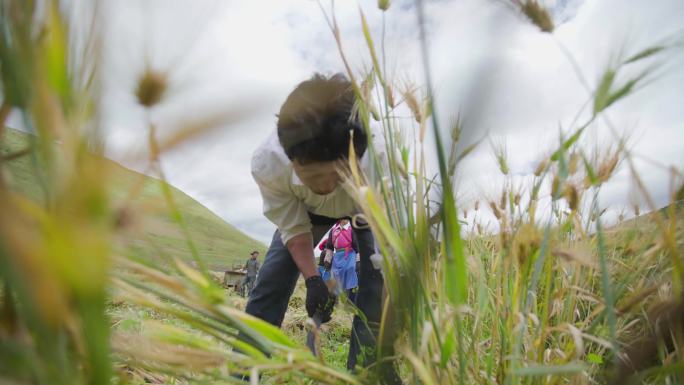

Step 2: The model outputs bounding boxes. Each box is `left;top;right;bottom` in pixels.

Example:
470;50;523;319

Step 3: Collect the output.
244;219;395;378
242;275;256;297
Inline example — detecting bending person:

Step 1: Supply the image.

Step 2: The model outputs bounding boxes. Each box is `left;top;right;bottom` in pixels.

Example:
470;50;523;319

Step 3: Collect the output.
245;73;399;383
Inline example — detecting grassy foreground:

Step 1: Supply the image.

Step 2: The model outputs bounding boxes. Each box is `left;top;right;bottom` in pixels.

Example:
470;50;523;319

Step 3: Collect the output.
1;1;683;385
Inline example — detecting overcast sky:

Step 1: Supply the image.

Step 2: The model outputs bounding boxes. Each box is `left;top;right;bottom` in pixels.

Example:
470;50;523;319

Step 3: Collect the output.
84;0;684;244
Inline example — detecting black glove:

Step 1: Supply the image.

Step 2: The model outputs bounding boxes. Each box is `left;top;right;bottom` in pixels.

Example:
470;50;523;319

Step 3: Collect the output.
323;260;332;271
355;261;361;274
305;276;335;323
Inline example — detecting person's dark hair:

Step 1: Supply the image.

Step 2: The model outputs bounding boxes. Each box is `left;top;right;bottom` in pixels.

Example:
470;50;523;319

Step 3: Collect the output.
277;73;367;162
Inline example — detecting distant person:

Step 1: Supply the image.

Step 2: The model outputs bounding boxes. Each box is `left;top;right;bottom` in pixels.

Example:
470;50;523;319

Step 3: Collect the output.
323;218;359;302
243;251;260;297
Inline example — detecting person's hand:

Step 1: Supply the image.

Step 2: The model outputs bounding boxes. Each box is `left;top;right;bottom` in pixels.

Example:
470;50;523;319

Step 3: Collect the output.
305;276;335;323
323;249;333;271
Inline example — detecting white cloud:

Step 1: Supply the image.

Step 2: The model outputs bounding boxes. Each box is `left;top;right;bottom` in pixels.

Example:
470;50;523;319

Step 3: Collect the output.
95;0;684;244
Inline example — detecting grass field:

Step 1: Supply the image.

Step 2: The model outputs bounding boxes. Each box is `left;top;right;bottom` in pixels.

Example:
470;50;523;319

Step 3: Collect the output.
1;1;682;384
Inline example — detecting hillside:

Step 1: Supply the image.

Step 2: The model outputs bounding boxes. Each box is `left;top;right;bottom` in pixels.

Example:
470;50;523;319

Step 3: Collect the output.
604;200;683;236
1;127;264;271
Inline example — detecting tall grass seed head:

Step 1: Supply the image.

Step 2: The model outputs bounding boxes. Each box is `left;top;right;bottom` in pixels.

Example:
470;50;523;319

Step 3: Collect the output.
489;200;502;219
520;0;554;33
551;175;561;199
403;88;422;123
450;120;462;142
385;84;395;108
496;153;509;176
499;229;510;249
136;68;167;108
534;157;549;176
359;75;381;122
423;99;433;120
474;200;480;211
513;223;541;265
361;72;375;99
369;103;381;121
500;189;508;210
563;183;580;211
597;152;620;184
530;181;541;201
378;0;391;11
569;152;579;175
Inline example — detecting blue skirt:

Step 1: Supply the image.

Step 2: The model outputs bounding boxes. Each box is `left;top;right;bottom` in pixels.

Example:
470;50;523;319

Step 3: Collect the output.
331;250;358;291
318;266;332;282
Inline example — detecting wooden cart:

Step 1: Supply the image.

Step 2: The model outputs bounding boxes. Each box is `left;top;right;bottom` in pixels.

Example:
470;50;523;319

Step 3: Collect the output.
223;269;246;288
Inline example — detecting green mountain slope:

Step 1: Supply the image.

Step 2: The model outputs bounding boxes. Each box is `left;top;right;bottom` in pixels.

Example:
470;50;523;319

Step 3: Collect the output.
1;127;264;271
604;201;683;236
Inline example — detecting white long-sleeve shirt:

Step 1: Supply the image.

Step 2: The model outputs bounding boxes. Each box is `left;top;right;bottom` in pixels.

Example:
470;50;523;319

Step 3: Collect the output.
251;130;386;244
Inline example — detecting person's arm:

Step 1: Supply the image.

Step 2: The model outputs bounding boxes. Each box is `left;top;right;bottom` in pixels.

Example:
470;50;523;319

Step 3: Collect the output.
251;144;313;251
288;232;335;321
286;232;318;278
251;150;333;321
317;237;327;251
323;250;334;271
255;176;315;277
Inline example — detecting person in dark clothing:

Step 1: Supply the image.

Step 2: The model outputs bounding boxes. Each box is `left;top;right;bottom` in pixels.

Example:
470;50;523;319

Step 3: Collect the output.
245;73;399;383
242;251;260;297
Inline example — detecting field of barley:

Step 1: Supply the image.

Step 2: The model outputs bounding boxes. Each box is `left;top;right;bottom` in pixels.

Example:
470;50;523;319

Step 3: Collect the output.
1;1;683;385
